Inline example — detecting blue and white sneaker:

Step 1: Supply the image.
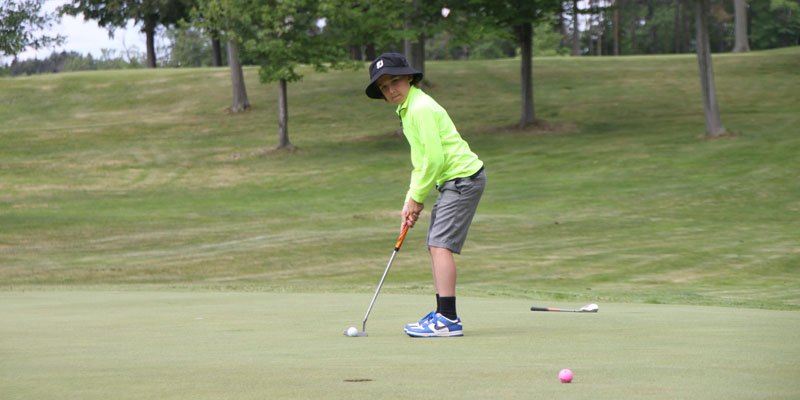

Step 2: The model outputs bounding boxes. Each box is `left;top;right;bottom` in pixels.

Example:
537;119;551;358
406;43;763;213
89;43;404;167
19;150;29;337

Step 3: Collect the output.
404;311;436;331
404;313;463;337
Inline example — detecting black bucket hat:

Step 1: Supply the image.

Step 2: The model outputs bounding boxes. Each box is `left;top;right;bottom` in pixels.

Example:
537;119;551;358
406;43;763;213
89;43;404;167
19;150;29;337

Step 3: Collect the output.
365;53;423;99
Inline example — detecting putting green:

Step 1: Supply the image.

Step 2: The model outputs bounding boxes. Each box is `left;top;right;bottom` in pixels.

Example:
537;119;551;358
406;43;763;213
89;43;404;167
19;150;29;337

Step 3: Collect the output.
1;291;798;399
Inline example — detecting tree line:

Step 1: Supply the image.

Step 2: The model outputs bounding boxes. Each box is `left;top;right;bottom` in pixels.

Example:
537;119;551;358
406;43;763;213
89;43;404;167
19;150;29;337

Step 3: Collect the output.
2;49;146;75
6;0;799;76
563;0;799;56
3;1;797;70
3;0;798;145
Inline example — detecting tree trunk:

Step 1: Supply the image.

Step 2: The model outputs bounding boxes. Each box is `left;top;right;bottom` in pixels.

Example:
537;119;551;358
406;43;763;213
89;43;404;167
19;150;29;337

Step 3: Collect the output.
572;0;581;56
733;0;750;52
587;1;594;56
613;0;620;55
596;1;603;56
365;43;376;61
518;22;535;127
403;0;425;83
663;19;670;53
559;3;569;48
145;27;157;68
673;0;681;53
597;20;603;56
350;44;362;60
444;30;450;60
404;34;425;83
459;46;470;60
227;40;250;113
680;0;690;53
211;30;222;67
694;0;726;137
277;79;294;149
649;16;658;53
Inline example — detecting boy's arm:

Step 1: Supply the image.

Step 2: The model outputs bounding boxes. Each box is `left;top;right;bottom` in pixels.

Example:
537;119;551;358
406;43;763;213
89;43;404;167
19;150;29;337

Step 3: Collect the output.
405;109;444;204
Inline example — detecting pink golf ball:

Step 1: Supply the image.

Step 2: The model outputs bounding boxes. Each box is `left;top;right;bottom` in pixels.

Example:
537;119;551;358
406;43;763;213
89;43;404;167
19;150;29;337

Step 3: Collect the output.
558;368;573;383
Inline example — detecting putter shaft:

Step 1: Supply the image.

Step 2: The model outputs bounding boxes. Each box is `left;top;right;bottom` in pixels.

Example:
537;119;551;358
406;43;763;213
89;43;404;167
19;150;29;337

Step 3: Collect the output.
359;225;410;334
362;249;397;331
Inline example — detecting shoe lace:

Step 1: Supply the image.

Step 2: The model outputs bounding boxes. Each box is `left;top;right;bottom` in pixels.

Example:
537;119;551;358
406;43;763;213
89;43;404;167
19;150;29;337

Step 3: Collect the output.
420;311;435;324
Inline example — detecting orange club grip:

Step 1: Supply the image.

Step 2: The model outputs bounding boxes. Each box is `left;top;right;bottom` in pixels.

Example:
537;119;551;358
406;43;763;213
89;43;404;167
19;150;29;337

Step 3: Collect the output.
395;224;410;250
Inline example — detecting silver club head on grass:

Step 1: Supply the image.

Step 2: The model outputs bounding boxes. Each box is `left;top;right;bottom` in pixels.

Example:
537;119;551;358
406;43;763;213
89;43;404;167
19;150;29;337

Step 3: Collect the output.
342;328;368;337
344;226;410;338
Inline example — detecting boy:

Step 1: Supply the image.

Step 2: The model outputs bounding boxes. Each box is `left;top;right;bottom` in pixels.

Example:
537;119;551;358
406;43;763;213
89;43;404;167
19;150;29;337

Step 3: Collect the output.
365;53;485;337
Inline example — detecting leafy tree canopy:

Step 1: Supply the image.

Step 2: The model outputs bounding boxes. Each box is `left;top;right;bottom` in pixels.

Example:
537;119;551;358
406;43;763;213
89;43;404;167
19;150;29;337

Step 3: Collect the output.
1;0;64;59
60;0;193;32
197;0;358;84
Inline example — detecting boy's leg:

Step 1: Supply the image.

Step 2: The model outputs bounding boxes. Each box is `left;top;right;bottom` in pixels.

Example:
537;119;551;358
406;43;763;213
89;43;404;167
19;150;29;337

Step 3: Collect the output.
430;246;456;297
405;169;484;336
431;246;458;321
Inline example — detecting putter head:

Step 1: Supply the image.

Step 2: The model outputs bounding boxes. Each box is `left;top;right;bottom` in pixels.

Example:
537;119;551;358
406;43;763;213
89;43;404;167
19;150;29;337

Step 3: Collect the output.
579;303;599;312
342;329;369;337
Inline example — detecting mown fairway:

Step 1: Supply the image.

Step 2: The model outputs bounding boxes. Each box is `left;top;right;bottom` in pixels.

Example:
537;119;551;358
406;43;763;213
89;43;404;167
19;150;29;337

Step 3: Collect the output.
2;48;798;308
1;48;798;398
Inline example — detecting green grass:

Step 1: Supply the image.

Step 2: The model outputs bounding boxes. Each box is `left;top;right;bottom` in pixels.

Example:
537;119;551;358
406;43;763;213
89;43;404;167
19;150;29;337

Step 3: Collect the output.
1;48;799;400
1;48;799;310
2;292;798;399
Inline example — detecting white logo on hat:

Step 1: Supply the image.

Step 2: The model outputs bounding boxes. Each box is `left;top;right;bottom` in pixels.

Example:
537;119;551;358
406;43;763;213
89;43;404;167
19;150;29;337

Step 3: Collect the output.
376;60;384;69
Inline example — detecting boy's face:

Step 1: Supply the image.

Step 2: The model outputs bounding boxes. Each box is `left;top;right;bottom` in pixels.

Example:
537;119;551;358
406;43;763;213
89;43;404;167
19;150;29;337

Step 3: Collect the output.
376;74;413;105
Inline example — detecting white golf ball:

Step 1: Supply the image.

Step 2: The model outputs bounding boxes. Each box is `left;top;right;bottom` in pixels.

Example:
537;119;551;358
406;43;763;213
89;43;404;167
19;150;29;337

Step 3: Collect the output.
346;327;358;337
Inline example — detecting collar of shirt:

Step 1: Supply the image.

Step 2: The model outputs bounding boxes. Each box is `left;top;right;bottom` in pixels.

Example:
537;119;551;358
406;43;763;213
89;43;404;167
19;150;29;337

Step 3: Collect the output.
395;85;421;118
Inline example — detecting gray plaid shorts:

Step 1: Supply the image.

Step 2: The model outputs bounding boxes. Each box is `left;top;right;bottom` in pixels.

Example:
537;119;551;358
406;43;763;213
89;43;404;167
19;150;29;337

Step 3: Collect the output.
427;168;486;254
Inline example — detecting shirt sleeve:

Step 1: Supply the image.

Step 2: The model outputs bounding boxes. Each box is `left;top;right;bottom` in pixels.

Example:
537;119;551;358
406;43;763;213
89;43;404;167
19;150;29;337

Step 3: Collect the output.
405;107;444;203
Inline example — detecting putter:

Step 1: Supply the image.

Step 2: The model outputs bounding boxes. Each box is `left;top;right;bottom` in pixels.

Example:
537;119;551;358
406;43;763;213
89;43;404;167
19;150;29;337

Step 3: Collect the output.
344;224;410;337
530;303;599;313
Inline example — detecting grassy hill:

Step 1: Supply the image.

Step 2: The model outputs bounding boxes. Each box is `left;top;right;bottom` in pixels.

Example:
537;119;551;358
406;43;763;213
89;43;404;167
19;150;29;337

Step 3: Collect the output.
1;47;798;309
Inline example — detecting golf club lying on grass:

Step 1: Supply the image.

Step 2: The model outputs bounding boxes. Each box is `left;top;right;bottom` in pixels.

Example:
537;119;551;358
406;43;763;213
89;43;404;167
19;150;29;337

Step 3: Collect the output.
530;303;599;313
344;224;410;337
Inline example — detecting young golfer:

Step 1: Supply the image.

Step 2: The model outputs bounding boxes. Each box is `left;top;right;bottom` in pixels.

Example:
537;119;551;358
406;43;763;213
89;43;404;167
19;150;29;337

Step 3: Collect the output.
365;53;485;337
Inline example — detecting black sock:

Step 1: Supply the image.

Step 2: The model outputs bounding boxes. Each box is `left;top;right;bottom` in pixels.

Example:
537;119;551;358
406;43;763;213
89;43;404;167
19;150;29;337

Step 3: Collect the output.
439;296;457;320
435;293;440;314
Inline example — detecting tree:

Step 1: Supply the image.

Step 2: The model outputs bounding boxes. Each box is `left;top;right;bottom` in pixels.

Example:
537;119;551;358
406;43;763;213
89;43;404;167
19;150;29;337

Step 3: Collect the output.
250;0;358;149
571;0;580;55
613;0;619;55
732;0;750;52
467;0;562;127
750;0;800;49
226;39;249;113
694;0;726;137
676;0;691;53
60;0;193;68
392;1;480;80
193;0;252;112
202;0;357;149
1;0;64;61
164;24;213;66
560;0;799;56
210;29;223;66
402;0;431;83
363;0;455;84
322;0;401;62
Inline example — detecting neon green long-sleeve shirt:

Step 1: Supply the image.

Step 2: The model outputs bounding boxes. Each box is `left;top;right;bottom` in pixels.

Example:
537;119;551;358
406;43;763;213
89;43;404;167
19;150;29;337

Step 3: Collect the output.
397;86;483;203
